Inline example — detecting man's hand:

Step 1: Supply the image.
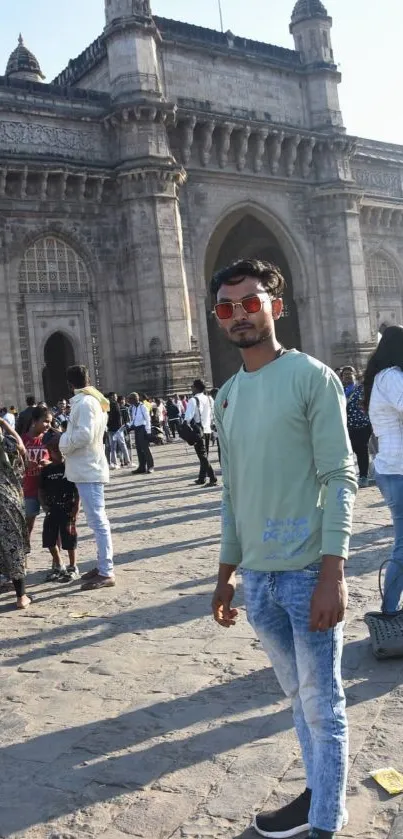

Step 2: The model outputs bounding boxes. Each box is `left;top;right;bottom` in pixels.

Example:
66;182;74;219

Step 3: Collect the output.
310;555;348;632
212;563;239;628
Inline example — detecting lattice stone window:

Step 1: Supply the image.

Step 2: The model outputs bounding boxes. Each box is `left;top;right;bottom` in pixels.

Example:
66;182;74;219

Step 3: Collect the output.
19;237;89;294
366;253;400;294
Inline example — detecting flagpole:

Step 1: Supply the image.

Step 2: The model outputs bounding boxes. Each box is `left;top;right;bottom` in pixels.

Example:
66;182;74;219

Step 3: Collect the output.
218;0;224;32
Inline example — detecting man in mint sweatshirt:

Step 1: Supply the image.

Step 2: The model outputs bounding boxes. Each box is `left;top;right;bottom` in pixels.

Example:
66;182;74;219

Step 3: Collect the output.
211;259;357;839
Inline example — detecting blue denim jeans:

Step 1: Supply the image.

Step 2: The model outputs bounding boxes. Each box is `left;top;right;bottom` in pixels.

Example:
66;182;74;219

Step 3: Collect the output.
242;567;348;834
375;472;403;613
76;483;114;578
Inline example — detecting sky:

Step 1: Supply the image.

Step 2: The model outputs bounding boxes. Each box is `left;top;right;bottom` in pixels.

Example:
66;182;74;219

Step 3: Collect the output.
0;0;401;144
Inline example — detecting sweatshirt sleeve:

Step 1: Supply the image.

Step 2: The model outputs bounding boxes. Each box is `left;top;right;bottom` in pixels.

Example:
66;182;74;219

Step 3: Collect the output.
306;367;357;560
59;400;95;455
215;399;243;567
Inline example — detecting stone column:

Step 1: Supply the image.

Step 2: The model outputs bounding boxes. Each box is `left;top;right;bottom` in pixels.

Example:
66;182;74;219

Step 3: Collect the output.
118;165;203;393
311;185;375;370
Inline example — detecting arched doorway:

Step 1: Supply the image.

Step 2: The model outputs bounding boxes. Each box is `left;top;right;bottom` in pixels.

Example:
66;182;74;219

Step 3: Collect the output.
206;213;302;386
42;332;75;406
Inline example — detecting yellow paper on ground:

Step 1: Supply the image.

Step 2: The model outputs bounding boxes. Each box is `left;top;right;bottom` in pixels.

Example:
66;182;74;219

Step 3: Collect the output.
371;767;403;794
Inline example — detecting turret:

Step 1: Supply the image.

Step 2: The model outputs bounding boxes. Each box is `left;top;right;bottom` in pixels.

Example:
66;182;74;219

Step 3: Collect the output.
5;34;45;83
290;0;343;130
103;0;162;102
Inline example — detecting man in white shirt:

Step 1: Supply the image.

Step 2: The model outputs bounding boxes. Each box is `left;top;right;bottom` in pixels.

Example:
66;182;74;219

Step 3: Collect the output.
59;365;115;591
185;379;217;487
3;408;15;429
128;392;154;475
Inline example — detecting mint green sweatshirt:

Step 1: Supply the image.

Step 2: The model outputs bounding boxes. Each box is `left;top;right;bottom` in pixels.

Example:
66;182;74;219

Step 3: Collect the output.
214;351;357;572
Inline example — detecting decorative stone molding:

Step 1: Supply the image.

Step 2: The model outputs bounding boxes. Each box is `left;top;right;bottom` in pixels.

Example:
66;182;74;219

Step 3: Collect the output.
199;121;215;167
118;165;187;199
217;122;234;169
360;203;403;230
103;101;177;129
0;165;112;205
268;131;285;175
235;125;251;172
284;134;301;177
253;128;269;173
353;167;402;198
181;116;197;166
0;120;104;161
300;137;316;178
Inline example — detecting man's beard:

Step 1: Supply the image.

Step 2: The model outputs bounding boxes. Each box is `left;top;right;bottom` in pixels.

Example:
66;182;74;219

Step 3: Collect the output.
228;325;271;349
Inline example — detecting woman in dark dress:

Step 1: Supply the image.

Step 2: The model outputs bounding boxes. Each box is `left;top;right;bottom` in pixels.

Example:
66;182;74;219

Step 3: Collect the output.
0;418;32;609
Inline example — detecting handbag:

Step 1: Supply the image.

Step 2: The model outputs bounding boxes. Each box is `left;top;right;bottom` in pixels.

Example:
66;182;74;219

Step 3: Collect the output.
178;397;204;446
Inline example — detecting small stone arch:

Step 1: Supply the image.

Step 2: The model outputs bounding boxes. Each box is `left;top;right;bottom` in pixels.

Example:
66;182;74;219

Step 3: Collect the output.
42;331;76;406
203;203;307;386
365;248;403;335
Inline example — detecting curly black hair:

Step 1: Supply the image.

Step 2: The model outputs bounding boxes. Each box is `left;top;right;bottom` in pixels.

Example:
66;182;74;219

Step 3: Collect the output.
210;258;285;300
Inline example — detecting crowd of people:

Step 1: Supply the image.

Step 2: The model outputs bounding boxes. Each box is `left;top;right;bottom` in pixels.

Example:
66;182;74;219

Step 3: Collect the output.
0;374;219;605
2;255;403;838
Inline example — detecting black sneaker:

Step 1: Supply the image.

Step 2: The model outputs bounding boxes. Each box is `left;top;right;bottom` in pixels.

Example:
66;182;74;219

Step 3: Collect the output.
253;789;311;838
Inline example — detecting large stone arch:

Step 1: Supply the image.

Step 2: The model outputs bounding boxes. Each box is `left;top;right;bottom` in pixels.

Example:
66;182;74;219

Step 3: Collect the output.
203;203;306;386
16;232;101;401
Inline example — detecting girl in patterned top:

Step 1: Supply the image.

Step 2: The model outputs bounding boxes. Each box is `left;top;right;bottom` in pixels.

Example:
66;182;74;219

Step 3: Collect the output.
341;366;372;488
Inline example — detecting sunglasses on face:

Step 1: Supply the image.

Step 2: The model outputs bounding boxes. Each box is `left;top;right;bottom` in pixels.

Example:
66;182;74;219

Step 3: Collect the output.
213;293;269;321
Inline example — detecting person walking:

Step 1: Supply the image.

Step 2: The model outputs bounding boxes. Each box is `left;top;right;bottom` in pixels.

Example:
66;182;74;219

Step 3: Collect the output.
59;365;115;591
166;397;181;438
340;366;372;488
128;392;154;475
210;258;357;839
107;393;130;469
0;417;32;609
364;325;403;614
185;380;217;487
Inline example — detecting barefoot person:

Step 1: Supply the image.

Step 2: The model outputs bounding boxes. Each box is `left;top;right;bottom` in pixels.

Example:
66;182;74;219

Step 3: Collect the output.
211;259;357;839
59;365;115;591
0;418;32;609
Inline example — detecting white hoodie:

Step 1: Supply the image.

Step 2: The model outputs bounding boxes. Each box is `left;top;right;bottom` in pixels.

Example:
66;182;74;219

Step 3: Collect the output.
59;391;109;484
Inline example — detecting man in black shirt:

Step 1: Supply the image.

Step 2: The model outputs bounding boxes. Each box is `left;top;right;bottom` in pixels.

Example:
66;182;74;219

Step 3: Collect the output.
38;436;80;581
16;395;36;436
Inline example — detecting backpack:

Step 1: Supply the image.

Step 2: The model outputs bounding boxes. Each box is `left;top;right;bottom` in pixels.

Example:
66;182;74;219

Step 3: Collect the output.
178;397;204;446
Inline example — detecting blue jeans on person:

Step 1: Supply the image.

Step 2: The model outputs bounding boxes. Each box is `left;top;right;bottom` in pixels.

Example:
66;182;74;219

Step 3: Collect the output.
375;472;403;613
108;430;130;466
242;566;348;834
76;483;114;578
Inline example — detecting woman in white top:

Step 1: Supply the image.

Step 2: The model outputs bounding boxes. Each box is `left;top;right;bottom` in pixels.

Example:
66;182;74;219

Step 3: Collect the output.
364;326;403;614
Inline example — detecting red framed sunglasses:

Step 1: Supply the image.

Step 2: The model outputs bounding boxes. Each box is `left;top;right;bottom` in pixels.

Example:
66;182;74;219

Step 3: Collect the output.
213;293;268;321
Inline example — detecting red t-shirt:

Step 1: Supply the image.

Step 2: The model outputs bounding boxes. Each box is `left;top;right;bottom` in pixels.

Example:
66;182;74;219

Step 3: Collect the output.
22;434;51;498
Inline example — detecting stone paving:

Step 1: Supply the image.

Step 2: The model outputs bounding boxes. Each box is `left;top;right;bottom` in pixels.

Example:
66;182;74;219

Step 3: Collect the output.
0;442;403;839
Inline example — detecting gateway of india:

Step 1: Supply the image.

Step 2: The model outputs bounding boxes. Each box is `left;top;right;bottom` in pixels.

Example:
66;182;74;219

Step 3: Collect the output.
1;0;402;405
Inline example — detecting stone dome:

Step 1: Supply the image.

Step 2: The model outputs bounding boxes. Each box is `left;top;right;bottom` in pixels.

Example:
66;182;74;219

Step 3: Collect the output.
5;34;45;82
291;0;328;25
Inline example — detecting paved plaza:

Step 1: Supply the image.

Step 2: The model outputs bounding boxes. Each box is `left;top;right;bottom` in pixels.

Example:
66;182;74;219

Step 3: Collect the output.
0;444;402;839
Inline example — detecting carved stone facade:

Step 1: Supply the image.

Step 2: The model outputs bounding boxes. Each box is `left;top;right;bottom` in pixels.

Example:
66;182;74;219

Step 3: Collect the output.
1;0;403;405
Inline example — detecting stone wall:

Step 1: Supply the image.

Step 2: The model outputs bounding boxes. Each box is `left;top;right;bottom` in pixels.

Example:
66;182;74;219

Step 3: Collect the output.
160;44;306;127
